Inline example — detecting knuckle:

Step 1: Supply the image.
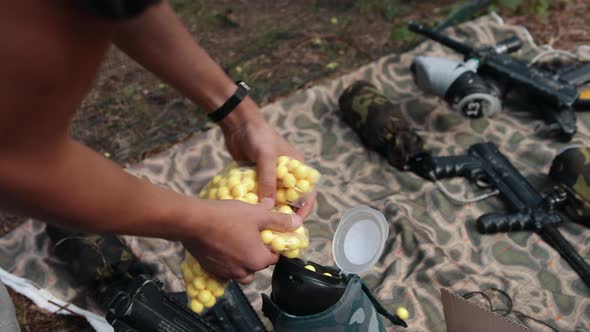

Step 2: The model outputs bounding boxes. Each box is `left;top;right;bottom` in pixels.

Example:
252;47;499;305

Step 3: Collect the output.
247;258;265;272
232;269;250;280
238;275;254;285
251;257;273;271
258;150;274;160
259;169;275;182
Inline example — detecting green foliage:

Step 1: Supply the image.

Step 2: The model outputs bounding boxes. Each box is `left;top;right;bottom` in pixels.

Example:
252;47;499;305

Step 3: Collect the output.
171;1;198;22
390;26;416;43
383;0;395;20
121;85;138;101
492;0;569;18
355;0;412;21
496;0;524;9
171;1;191;14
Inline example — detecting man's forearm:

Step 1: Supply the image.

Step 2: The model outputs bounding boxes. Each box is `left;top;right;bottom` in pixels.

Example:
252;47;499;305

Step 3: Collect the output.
0;139;198;240
112;1;262;133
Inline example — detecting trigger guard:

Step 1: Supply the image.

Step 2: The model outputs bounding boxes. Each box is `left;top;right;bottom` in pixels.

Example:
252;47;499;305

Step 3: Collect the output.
474;175;493;189
469;171;492;189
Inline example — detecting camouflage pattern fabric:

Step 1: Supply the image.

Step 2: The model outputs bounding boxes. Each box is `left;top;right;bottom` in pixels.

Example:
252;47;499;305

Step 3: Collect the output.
1;14;590;332
550;146;590;224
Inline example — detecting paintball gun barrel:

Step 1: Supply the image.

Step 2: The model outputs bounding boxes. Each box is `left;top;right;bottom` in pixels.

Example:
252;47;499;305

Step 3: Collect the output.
408;22;523;56
408;22;580;140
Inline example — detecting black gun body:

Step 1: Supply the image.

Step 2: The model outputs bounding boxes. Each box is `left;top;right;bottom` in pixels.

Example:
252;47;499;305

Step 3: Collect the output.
106;276;221;332
105;276;267;332
480;54;579;108
481;55;578;139
430;143;542;212
469;143;543;210
428;142;590;287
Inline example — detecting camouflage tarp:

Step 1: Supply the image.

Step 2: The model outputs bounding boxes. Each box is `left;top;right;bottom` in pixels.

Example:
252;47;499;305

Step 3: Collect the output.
1;14;590;331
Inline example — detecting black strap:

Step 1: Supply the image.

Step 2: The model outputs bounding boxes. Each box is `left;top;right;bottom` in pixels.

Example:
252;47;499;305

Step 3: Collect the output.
462;288;559;332
208;81;250;123
361;281;408;328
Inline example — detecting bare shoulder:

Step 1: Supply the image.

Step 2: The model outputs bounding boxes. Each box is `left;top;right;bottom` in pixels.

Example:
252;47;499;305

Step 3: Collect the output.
0;0;114;141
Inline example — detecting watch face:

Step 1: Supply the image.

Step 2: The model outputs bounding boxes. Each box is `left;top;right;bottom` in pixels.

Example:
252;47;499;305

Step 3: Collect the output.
237;81;251;91
77;0;161;20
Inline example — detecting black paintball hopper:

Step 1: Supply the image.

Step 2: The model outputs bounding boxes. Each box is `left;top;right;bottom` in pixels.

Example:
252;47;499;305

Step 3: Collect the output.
264;206;408;328
270;256;346;316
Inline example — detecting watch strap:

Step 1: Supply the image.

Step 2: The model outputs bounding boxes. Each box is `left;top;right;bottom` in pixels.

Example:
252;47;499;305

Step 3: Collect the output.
208;81;250;123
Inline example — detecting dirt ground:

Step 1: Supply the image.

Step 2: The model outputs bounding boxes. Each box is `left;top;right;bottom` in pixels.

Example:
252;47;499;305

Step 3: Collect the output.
2;0;589;331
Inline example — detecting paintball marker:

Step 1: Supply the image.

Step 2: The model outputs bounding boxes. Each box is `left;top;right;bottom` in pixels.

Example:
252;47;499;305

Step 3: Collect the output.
97;274;221;332
46;227;266;332
409;142;590;288
99;275;265;332
408;22;581;141
338;81;590;289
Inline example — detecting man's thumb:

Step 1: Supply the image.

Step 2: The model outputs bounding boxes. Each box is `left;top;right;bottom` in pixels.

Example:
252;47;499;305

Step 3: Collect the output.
262;212;302;232
257;157;277;209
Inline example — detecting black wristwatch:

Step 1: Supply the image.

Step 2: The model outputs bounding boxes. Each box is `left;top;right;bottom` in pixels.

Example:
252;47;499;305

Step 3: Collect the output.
207;81;250;123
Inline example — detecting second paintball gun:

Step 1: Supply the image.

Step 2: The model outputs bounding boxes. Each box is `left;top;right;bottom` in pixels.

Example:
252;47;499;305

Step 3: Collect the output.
46;226;267;332
408;22;582;141
410;142;590;288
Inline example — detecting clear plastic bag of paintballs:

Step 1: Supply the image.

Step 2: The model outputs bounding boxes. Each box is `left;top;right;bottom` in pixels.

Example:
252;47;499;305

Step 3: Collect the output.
181;156;320;314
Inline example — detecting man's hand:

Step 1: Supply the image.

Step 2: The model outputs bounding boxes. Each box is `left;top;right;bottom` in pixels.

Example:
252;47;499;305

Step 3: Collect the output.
223;115;296;203
182;199;302;284
220;106;317;218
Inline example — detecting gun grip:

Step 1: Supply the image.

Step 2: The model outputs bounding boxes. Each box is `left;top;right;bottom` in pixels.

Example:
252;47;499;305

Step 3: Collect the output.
477;211;535;233
429;155;483;181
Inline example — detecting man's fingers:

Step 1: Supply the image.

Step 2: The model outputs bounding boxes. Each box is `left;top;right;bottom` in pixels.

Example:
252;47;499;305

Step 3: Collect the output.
236;274;255;285
295;192;316;219
257;153;277;209
261;211;302;232
288;150;305;164
245;254;278;273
